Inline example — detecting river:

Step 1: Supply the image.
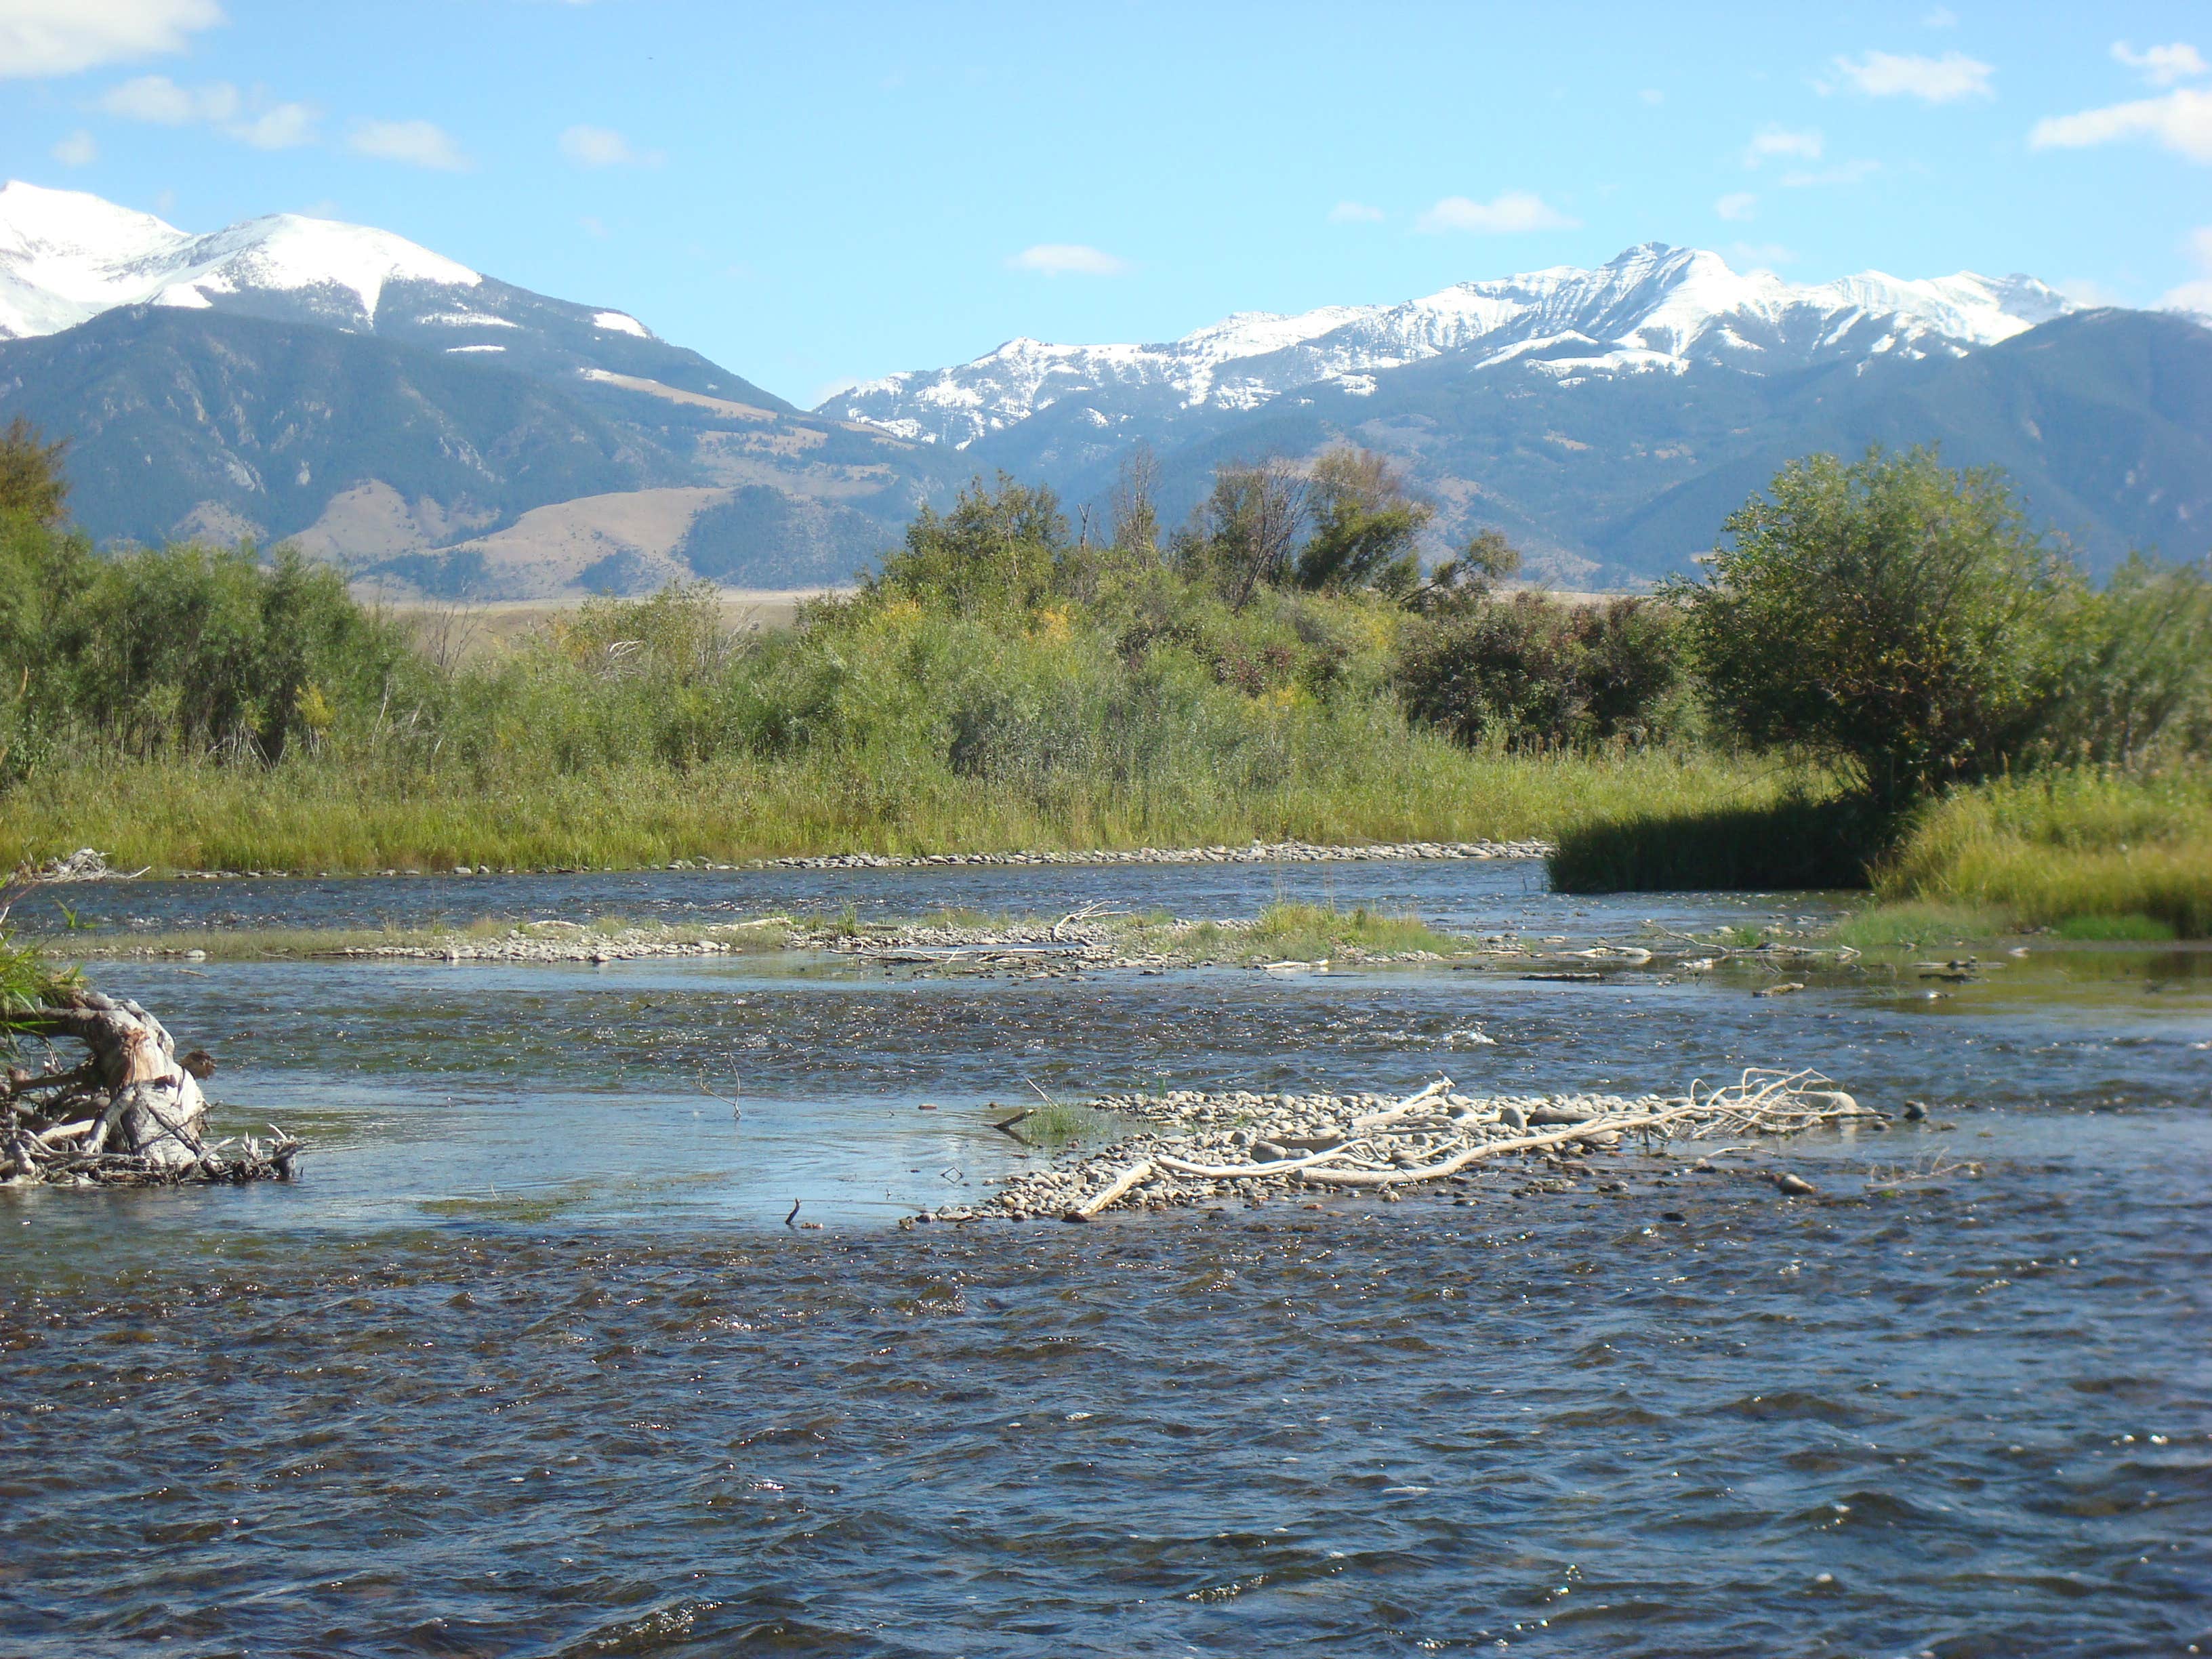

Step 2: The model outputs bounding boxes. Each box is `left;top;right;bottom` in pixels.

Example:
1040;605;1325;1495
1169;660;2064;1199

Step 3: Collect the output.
2;861;2205;1655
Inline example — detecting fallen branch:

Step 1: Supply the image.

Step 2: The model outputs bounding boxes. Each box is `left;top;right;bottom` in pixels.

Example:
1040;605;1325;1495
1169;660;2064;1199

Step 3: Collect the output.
987;1068;1876;1221
1069;1158;1155;1219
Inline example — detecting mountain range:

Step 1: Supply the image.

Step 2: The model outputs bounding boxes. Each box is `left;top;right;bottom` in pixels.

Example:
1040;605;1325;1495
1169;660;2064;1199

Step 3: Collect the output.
1;181;2205;594
0;181;939;596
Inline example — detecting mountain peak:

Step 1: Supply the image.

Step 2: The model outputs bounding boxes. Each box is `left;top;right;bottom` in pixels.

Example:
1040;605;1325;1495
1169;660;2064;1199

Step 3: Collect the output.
0;180;478;341
823;245;2076;447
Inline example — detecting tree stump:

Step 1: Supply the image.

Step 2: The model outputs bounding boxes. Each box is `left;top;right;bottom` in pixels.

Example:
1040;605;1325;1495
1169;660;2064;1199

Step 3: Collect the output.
3;989;293;1186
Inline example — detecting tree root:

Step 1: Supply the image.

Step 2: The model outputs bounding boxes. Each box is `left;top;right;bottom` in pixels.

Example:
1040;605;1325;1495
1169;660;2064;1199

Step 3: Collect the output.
2;988;296;1188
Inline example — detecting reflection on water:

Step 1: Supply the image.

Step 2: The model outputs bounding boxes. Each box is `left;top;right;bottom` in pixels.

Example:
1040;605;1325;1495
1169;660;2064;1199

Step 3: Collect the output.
1;864;2207;1655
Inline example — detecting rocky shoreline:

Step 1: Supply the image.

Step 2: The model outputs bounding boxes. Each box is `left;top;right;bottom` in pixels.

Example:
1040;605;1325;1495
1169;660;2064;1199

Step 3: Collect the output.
42;838;1549;882
762;838;1549;871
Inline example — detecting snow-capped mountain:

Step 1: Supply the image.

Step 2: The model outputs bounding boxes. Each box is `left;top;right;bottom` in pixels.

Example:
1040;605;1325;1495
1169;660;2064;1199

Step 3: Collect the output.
0;180;762;399
822;244;2076;447
1;182;2196;592
0;179;487;337
0;181;939;596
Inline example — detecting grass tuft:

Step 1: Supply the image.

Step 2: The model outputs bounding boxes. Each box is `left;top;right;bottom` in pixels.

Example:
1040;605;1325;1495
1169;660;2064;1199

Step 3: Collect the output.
2049;912;2180;943
1831;902;2016;949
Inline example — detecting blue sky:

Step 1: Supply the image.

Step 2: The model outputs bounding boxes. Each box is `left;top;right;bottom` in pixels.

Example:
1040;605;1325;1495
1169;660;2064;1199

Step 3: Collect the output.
4;1;2209;406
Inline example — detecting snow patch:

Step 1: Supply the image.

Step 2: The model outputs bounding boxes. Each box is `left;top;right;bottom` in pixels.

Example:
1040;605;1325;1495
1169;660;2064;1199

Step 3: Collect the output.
445;344;507;353
592;310;651;338
0;179;479;340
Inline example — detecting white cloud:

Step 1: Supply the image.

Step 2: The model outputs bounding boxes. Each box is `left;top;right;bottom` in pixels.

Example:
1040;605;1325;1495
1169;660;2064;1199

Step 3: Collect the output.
1921;6;1957;26
2030;87;2212;163
1007;243;1130;276
1780;158;1881;188
0;0;222;79
2111;41;2207;88
2166;228;2212;314
1327;200;1385;224
49;127;98;165
1414;190;1578;234
1744;125;1822;166
558;123;659;166
96;74;316;148
234;101;314;149
348;118;470;171
1829;49;1994;103
98;72;234;123
2053;277;2123;307
1714;192;1758;222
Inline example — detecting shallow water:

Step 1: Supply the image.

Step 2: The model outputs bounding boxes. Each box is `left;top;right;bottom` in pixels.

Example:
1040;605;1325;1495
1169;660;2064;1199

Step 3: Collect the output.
3;863;2207;1655
17;855;1848;943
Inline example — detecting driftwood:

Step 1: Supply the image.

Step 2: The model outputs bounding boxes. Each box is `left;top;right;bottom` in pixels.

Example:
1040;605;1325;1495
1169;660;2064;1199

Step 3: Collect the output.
2;987;295;1187
989;1069;1874;1222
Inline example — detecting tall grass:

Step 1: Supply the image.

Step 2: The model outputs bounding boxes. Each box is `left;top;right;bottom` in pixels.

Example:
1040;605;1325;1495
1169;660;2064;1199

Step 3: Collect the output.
0;903;74;1042
0;743;1777;873
1874;769;2212;936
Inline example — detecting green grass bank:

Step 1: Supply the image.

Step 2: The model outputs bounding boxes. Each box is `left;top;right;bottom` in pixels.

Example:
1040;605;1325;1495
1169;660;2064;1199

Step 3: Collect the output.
1552;767;2212;941
0;745;1779;874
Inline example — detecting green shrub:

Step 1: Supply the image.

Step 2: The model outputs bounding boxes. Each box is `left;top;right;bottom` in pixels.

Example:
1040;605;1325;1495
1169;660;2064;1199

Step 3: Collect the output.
2051;554;2212;767
1674;445;2078;809
1;529;414;766
1397;594;1685;750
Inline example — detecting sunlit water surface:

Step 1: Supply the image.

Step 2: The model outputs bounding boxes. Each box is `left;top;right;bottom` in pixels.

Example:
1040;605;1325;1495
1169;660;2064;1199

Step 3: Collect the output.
3;863;2206;1656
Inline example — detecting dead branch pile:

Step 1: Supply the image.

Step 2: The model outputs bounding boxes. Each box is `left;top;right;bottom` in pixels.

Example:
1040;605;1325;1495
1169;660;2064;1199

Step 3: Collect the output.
981;1069;1870;1221
30;847;148;882
2;989;295;1188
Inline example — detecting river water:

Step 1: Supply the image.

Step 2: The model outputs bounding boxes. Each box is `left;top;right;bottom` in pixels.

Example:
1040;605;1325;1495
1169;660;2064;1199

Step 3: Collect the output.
3;861;2207;1656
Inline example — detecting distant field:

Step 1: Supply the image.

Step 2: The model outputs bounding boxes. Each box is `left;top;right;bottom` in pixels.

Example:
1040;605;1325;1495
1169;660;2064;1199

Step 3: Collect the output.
365;587;846;659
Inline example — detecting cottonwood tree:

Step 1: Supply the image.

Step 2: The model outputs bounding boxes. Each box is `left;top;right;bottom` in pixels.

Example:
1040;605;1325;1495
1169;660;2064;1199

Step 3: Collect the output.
1200;456;1309;608
0;418;68;526
1109;445;1162;561
1673;445;2077;810
1293;447;1433;594
1408;528;1523;616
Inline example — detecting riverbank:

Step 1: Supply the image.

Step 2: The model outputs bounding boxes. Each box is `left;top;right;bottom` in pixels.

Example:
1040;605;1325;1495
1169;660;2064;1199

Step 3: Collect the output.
1551;767;2212;941
0;749;1755;877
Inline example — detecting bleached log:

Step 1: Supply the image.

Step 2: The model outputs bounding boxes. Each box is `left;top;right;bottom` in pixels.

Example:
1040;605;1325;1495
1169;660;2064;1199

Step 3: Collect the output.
1349;1078;1454;1131
1300;1105;1702;1187
1071;1158;1155;1218
25;990;207;1167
